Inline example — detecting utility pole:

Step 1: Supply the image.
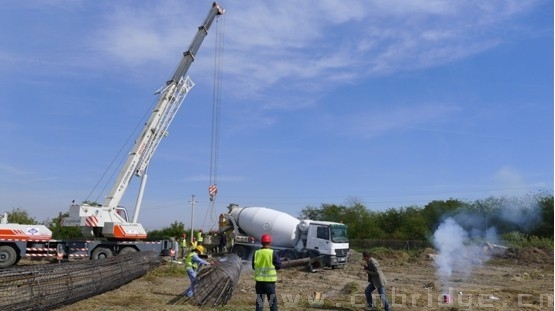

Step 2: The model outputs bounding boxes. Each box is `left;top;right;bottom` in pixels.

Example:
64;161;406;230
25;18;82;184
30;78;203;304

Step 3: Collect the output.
189;194;197;244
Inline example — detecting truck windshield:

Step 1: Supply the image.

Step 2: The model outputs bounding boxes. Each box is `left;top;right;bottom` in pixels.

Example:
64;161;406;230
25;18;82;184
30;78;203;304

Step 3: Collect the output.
330;224;348;243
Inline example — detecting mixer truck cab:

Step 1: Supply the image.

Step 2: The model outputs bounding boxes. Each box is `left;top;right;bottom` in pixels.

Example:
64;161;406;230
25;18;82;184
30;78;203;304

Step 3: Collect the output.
222;205;349;269
300;220;349;267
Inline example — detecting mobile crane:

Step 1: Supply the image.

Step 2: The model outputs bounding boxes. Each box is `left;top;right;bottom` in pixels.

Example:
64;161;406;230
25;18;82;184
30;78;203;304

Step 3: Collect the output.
0;2;224;268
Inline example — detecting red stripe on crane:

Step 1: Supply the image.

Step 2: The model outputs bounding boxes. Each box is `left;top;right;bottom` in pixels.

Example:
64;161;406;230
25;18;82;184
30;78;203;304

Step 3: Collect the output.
85;216;98;227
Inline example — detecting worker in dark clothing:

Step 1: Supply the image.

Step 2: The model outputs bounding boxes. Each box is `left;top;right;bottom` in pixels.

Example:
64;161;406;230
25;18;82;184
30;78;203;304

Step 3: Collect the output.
362;251;391;311
218;233;227;253
252;233;281;311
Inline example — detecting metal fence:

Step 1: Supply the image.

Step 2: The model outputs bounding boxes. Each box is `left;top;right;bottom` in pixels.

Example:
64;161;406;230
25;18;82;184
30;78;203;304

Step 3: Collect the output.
0;251;161;311
349;239;432;250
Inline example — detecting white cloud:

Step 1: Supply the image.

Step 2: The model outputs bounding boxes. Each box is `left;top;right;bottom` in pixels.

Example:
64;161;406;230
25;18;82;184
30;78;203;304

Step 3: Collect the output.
87;1;540;98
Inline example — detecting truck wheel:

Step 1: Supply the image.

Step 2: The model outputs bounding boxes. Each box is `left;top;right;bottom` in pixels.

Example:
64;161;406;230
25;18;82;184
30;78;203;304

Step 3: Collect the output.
91;247;113;260
282;250;297;260
0;245;18;268
119;247;138;255
231;245;248;260
307;250;320;258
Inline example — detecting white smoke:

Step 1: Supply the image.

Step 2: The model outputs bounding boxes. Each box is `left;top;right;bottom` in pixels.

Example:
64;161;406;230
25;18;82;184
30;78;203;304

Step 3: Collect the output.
495;195;542;231
432;194;544;292
432;217;485;291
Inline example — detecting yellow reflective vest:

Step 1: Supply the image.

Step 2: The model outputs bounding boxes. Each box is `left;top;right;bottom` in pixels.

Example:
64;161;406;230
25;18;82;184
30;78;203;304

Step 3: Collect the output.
186;252;198;270
254;248;277;282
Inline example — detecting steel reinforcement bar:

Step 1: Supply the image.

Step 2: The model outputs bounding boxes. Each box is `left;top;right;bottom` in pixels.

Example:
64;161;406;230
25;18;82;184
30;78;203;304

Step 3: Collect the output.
0;251;161;311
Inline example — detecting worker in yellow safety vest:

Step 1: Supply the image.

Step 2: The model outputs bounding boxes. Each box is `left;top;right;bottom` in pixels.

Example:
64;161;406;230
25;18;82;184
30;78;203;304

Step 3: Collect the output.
196;229;204;245
184;246;210;297
252;234;281;311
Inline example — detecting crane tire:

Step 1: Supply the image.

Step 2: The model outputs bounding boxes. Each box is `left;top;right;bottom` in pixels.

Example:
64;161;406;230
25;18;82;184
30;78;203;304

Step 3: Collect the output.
0;245;18;268
119;247;138;255
91;247;113;260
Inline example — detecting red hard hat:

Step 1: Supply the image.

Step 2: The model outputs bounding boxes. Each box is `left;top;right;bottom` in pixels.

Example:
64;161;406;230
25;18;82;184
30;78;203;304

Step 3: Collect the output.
261;234;272;243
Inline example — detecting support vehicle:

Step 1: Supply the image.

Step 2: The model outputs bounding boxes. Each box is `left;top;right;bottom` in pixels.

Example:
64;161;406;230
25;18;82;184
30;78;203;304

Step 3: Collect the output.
221;204;349;268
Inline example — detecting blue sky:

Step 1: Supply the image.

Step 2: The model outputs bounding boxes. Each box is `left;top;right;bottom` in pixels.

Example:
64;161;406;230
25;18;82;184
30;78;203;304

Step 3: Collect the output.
0;1;552;231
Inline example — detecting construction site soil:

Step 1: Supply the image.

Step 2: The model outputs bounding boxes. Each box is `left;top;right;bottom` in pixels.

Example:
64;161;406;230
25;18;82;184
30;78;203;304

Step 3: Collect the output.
45;247;553;311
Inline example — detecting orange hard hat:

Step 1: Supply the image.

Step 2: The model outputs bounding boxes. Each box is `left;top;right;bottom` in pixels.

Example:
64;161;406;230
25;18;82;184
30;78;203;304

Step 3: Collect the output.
261;234;272;244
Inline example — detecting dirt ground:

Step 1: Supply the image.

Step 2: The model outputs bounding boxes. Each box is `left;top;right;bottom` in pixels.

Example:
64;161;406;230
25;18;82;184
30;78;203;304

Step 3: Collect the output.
53;247;553;311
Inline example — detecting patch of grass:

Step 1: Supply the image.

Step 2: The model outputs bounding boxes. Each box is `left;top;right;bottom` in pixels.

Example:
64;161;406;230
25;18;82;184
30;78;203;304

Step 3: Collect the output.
341;281;360;295
150;263;187;277
502;232;554;250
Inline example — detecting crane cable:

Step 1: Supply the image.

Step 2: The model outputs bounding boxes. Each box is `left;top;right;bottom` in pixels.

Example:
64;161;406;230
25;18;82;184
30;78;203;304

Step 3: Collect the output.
205;13;225;229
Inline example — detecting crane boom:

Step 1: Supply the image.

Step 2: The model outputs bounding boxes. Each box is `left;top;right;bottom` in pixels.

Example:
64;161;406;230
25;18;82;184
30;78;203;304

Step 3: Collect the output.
63;2;224;239
105;2;224;209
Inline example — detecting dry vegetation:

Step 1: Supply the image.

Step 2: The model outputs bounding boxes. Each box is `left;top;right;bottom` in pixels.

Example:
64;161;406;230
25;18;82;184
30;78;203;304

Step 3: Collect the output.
53;248;553;311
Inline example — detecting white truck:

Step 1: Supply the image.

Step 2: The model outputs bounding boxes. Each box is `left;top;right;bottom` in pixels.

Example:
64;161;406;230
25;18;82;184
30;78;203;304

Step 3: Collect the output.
0;2;224;268
221;204;349;268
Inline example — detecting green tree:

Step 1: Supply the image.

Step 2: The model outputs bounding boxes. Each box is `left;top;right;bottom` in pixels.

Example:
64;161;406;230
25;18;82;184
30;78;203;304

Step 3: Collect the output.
148;221;187;240
319;204;346;221
301;201;385;239
341;201;374;239
48;212;83;239
379;208;403;236
5;208;38;224
531;194;553;237
299;205;323;220
300;203;347;222
421;199;465;231
396;206;428;240
467;196;503;234
354;210;385;239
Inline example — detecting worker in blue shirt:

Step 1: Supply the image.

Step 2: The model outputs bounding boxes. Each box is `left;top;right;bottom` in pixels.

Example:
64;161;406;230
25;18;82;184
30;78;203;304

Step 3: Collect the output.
185;246;210;297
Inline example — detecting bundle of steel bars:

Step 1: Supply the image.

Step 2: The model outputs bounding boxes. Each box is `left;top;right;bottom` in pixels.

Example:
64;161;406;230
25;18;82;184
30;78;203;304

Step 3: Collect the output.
188;254;243;307
0;251;161;311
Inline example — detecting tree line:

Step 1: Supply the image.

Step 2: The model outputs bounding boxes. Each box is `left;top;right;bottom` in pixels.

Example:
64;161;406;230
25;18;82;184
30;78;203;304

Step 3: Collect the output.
299;193;553;247
4;193;553;246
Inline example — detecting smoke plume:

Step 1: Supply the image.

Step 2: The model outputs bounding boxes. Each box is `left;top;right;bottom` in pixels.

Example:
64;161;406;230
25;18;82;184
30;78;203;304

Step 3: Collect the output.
432;195;543;292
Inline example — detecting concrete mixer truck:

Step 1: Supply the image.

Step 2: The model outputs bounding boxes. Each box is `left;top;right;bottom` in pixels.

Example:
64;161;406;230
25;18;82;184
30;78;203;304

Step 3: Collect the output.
220;204;349;268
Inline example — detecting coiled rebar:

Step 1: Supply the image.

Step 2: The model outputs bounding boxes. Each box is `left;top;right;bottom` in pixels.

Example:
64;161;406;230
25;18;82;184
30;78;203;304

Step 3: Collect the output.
0;251;161;311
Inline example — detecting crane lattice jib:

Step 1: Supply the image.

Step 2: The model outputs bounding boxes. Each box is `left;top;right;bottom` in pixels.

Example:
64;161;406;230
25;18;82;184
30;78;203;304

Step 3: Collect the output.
135;76;194;177
103;2;224;209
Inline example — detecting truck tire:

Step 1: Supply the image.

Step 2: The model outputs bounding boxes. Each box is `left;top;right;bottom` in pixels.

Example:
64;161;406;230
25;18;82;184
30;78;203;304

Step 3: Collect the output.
119;247;138;255
282;250;297;260
91;247;113;260
307;250;320;258
0;245;18;268
231;245;249;260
